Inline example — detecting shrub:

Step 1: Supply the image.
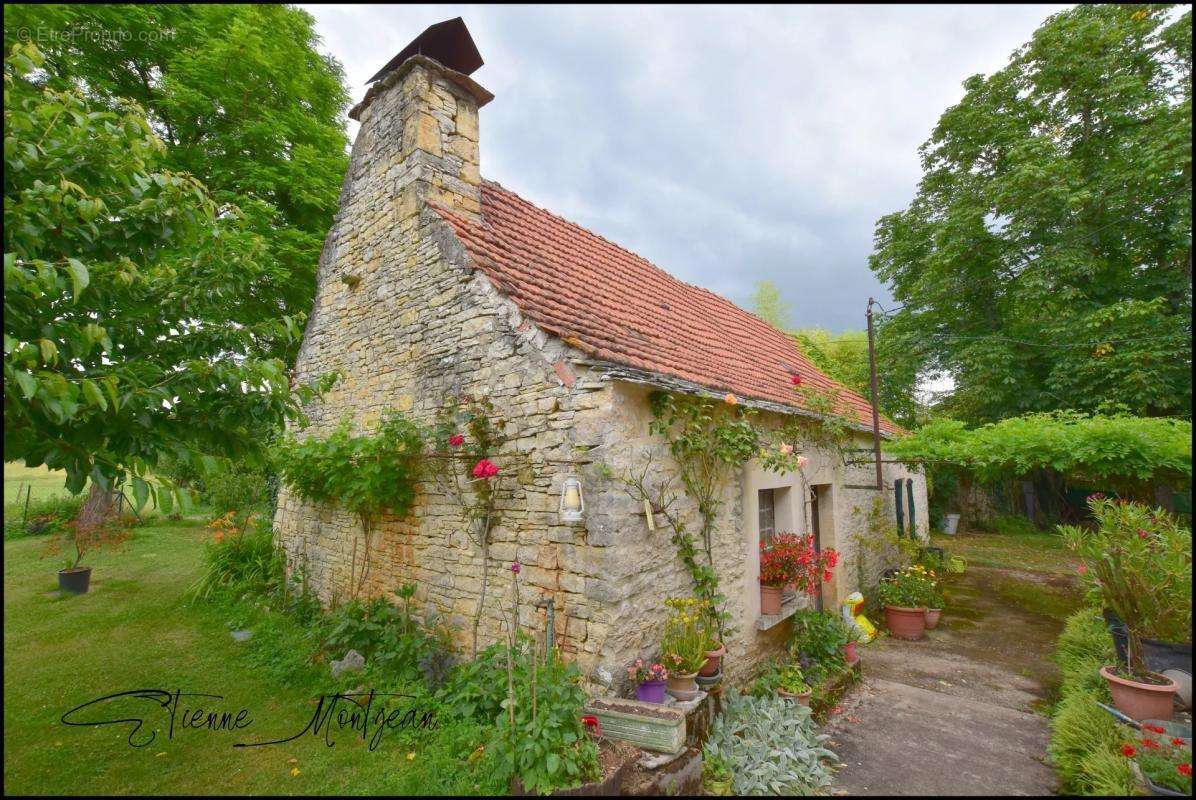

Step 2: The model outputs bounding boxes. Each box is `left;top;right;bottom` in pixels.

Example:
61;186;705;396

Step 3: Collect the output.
486;639;600;795
4;493;85;539
322;585;454;689
1127;728;1192;795
1054;607;1115;699
661;595;714;675
788;609;850;684
876;564;938;609
703;689;836;795
1048;607;1137;796
189;517;283;600
1060;497;1192;677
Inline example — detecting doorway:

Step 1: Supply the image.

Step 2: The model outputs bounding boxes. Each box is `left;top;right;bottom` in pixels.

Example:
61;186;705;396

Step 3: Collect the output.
809;484;832;611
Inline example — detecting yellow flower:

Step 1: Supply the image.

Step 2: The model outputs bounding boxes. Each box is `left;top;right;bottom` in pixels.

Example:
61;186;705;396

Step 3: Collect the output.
291;767;301;777
407;752;416;761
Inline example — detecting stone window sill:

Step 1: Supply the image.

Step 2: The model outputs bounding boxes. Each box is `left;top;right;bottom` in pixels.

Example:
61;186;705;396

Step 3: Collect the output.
756;592;802;631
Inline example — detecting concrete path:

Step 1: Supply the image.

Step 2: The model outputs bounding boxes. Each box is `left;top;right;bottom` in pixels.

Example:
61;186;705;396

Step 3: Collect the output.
823;565;1076;796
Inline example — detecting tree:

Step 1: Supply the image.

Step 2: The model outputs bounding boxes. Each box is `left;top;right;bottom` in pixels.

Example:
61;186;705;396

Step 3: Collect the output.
791;327;921;427
3;4;350;362
4;43;323;506
870;5;1192;423
750;280;790;329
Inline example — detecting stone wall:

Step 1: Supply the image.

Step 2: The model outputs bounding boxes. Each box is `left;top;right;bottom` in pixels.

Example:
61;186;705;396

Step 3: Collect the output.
275;52;930;695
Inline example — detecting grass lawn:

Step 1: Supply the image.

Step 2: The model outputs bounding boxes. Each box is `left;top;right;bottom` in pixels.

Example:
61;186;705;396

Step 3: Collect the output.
3;518;502;795
931;525;1081;576
4;462;78;506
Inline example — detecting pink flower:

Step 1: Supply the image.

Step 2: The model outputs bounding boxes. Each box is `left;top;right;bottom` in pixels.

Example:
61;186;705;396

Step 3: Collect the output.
1137;528;1150;539
779;443;793;455
510;561;521;574
449;434;465;447
796;455;810;469
472;458;499;479
1077;564;1088;575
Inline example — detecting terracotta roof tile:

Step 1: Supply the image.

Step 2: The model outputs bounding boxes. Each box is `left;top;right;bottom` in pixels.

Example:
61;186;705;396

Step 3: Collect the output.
435;181;900;436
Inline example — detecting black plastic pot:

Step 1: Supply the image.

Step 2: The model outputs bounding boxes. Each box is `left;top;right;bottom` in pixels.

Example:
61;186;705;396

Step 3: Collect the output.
1104;609;1130;664
1104;610;1192;674
57;567;92;594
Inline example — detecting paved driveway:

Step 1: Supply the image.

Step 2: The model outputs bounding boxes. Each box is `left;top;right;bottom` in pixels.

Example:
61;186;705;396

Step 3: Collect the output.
823;564;1079;796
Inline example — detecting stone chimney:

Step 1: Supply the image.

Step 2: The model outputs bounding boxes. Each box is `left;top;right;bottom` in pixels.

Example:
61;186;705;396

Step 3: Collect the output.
347;19;492;222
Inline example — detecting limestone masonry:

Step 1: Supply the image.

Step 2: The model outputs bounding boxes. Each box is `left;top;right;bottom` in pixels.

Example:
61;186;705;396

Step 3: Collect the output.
274;38;928;693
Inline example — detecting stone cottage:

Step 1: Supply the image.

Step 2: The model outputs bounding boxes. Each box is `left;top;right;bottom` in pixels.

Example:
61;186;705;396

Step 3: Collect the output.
273;18;928;689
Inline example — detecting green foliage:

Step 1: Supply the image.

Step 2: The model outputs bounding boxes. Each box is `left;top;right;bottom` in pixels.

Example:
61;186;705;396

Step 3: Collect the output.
876;565;939;609
792;327;921;428
4;42;323;503
3;492;85;539
1054;607;1115;699
4;4;351;363
323;586;455;689
1132;732;1192;794
703;689;836;795
887;412;1192;497
279;413;426;529
973;513;1041;537
871;4;1192;422
1060;498;1192;676
437;640;511;723
749;660;810;697
189;517;283;601
788;609;852;684
750;280;791;328
487;640;600;796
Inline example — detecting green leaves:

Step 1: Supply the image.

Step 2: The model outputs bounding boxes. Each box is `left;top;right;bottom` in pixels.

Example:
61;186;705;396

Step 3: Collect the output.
64;257;89;300
871;5;1192;422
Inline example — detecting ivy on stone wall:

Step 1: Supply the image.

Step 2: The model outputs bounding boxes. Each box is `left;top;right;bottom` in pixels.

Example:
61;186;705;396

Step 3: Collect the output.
278;413;426;598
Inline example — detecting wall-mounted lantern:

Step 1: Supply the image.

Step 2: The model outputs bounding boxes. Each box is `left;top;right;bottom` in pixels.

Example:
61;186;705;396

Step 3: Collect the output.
559;476;584;522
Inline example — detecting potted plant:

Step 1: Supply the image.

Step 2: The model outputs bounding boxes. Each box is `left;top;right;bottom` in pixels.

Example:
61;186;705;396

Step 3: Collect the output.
1124;725;1192;796
627;659;669;704
775;663;813;706
844;625;862;664
49;509;130;595
662;596;713;699
924;576;945;629
703;750;734;796
759;533;838;616
1061;497;1190;721
876;565;936;640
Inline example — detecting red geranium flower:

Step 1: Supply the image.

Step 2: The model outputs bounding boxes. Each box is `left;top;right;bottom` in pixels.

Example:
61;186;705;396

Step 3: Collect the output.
1121;744;1137;758
1171;738;1186;747
1140;737;1161;749
791;375;803;387
449;434;465;447
1145;724;1167;734
1178;764;1192;777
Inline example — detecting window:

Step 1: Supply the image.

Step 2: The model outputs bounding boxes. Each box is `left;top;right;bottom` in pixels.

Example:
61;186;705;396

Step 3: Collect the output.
758;488;775;547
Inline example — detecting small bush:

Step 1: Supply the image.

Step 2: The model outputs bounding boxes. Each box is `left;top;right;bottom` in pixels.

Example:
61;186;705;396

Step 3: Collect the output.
4;493;86;539
485;638;600;795
189;518;283;600
703;689;836;795
1048;607;1137;795
788;609;851;684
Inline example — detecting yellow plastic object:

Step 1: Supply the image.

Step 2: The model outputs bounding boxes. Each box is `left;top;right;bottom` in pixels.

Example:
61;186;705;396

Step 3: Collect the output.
841;591;877;644
948;555;966;574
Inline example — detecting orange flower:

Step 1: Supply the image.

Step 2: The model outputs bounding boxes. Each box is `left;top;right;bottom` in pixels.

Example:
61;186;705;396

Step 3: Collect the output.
213;531;225;543
724;393;737;405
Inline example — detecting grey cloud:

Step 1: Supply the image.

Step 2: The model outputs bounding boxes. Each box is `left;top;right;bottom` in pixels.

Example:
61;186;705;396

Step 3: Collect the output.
303;3;1070;331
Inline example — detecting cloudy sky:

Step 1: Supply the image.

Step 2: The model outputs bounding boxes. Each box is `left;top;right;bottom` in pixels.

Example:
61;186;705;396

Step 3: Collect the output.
303;4;1068;332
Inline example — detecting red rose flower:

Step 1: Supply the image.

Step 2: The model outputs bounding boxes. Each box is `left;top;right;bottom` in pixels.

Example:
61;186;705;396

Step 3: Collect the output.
449;434;465;447
472;458;499;479
1121;744;1137;758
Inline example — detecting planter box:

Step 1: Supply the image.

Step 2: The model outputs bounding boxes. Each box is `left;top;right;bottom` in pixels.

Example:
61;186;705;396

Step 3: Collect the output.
583;698;686;755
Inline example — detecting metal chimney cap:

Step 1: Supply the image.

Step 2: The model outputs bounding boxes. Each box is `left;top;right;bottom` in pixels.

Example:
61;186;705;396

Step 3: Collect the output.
367;17;483;83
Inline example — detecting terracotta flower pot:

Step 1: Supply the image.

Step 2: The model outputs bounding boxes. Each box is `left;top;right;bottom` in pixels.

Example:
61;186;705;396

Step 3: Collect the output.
666;671;699;701
884;605;926;640
699;642;726;677
778;687;812;707
1100;665;1178;721
924;608;942;629
760;584;784;615
844;641;858;664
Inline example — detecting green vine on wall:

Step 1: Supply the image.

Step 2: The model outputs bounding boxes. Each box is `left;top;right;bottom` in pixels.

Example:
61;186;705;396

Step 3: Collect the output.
278;412;426;599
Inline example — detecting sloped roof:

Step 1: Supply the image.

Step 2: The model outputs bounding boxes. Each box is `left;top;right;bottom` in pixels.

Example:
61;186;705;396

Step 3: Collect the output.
436;181;900;436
